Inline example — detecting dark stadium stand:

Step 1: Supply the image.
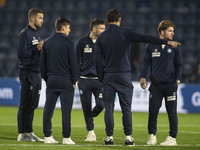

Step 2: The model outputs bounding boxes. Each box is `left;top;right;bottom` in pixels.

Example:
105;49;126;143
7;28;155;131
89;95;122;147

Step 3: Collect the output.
0;0;199;83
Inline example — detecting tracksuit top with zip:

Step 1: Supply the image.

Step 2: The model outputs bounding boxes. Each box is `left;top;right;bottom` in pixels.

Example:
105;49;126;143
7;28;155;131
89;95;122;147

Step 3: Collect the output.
41;33;77;84
95;24;168;81
140;44;182;85
76;34;97;79
18;25;42;72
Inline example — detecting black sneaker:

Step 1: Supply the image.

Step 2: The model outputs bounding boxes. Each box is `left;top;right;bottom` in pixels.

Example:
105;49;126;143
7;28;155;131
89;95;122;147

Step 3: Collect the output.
103;137;114;145
125;136;134;146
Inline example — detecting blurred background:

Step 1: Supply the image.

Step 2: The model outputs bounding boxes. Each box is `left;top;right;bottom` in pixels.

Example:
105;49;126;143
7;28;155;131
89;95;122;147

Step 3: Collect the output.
0;0;200;83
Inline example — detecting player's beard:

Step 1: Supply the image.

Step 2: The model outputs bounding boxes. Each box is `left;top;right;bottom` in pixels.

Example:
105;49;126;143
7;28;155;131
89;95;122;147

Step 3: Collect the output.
94;33;98;38
163;32;173;41
166;37;173;41
163;35;172;41
34;21;42;29
34;23;40;29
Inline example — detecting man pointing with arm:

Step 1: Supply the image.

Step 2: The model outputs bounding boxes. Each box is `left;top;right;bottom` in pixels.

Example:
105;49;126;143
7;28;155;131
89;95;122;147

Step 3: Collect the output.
95;9;180;146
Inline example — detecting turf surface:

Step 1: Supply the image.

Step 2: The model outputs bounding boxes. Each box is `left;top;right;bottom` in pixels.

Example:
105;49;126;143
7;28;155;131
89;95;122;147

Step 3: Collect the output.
0;106;199;150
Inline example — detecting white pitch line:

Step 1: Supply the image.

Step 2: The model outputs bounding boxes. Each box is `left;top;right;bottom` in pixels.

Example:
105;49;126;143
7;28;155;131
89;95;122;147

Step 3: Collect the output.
0;123;200;127
134;129;200;134
0;144;200;147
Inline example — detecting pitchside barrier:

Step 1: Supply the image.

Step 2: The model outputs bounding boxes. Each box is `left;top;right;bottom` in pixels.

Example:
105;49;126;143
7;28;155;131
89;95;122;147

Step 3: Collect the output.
0;78;200;113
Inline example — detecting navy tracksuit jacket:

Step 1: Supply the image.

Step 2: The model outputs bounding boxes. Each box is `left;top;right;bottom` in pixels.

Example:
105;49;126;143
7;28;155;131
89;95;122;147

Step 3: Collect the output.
76;34;98;78
76;34;104;131
95;24;169;136
140;43;182;138
17;25;42;134
41;32;77;138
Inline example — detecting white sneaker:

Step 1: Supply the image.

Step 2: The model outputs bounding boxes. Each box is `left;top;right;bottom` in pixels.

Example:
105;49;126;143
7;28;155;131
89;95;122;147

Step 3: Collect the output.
27;132;44;142
17;133;36;142
63;137;75;145
103;136;114;145
160;136;177;146
147;134;157;145
85;130;96;141
125;135;134;145
44;136;58;144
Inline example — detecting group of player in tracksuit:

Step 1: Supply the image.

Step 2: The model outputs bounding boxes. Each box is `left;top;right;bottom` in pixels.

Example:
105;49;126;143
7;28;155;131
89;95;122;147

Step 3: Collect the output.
17;8;182;146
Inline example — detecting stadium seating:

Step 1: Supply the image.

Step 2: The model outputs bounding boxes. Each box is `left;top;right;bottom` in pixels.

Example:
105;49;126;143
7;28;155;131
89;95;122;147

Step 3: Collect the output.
0;0;199;83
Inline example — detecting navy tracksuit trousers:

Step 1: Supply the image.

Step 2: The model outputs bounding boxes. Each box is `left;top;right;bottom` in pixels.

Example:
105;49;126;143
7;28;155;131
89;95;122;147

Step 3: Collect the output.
102;73;133;136
78;78;104;131
148;82;178;138
43;76;74;138
17;69;41;133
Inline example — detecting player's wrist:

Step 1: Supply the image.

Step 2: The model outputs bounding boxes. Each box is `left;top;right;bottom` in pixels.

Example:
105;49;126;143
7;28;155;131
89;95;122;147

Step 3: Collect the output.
140;77;146;81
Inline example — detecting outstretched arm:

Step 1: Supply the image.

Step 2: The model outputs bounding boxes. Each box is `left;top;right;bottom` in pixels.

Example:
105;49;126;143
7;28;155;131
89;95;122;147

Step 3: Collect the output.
129;30;181;48
167;41;181;48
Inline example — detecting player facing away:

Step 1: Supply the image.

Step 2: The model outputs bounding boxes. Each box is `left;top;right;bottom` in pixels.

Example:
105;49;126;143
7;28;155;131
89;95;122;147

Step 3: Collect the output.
41;18;77;144
140;20;182;146
95;9;181;146
17;8;44;142
76;19;105;141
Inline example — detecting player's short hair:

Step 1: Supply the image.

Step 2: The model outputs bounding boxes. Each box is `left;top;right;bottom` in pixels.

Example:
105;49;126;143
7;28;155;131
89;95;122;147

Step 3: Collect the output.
157;20;175;35
28;8;43;21
90;18;105;31
55;17;70;31
106;9;121;23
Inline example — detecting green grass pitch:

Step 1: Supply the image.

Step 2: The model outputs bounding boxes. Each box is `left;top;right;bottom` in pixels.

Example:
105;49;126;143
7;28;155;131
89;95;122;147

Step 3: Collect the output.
0;106;199;150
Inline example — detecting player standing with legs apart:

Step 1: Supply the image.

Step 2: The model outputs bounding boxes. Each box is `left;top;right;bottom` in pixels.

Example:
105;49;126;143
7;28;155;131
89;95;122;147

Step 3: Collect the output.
17;8;44;142
41;18;77;144
140;20;182;146
95;9;181;146
76;19;105;141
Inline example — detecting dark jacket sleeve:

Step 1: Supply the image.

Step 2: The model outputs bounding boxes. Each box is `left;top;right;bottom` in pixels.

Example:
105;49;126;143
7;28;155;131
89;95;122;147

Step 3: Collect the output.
174;46;182;81
18;31;39;60
95;37;104;82
40;43;47;81
140;44;151;79
69;42;77;84
75;40;83;80
128;30;168;44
